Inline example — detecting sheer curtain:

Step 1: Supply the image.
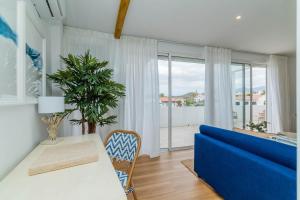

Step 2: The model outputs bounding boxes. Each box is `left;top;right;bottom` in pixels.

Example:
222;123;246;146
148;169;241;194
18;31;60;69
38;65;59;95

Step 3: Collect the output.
204;46;233;129
61;27;160;157
117;37;160;157
267;55;290;133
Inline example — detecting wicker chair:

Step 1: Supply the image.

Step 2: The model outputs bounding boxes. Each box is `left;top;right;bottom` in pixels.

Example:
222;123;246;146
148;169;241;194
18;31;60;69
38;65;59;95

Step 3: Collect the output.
104;130;141;199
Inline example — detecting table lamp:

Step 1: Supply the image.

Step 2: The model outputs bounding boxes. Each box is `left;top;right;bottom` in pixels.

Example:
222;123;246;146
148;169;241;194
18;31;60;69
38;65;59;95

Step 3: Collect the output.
38;96;65;144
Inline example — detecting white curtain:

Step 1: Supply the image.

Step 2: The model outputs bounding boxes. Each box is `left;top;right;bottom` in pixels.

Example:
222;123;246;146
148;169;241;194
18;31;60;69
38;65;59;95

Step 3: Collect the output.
267;55;290;133
204;46;233;129
61;26;160;157
117;37;160;157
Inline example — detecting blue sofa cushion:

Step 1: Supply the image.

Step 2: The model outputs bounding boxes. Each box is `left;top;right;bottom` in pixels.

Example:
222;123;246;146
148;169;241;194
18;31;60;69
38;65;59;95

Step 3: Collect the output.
200;125;296;170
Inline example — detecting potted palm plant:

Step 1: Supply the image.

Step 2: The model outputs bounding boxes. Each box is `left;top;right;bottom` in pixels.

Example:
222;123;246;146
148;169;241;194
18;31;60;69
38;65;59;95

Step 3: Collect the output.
48;51;125;134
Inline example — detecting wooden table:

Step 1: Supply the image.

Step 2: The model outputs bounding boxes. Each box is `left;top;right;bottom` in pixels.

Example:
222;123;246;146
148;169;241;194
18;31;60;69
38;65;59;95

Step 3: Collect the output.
0;134;127;200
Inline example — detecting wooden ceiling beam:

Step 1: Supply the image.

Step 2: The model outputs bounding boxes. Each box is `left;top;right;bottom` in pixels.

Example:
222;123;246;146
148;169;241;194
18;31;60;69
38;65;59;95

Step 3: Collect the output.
114;0;130;39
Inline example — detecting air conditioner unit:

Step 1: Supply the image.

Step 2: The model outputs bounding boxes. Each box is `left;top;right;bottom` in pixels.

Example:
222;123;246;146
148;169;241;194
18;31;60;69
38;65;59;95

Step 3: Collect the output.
31;0;65;21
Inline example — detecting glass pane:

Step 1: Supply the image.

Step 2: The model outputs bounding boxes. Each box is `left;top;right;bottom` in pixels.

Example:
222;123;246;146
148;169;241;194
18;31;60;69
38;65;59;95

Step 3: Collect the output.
231;64;243;129
245;65;251;128
25;17;43;99
0;0;17;101
158;57;169;148
252;66;267;124
171;58;205;148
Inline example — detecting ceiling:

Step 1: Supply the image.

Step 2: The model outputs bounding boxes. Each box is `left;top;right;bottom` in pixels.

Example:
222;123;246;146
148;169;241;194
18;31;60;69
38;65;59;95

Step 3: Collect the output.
64;0;296;56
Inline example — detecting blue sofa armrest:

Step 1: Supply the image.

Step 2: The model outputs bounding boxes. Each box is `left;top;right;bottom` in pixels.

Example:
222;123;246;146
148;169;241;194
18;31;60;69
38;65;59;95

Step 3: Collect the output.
194;133;296;200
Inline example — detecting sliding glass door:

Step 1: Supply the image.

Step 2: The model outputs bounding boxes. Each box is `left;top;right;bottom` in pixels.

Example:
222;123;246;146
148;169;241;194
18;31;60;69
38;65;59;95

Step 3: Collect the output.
158;57;169;149
232;64;244;129
158;55;205;150
251;66;267;124
231;63;267;130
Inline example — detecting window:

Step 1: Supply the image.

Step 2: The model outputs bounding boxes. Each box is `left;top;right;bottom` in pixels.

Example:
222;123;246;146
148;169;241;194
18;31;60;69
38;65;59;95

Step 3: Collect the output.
159;55;205;149
251;66;267;124
231;63;267;129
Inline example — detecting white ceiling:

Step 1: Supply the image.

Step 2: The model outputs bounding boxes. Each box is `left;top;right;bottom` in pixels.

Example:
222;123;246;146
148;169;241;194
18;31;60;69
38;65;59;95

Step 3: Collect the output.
64;0;296;56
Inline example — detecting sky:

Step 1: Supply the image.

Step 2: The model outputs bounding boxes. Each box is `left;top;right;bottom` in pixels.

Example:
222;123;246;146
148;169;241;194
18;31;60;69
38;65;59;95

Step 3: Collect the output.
158;60;205;96
232;65;266;91
159;60;266;97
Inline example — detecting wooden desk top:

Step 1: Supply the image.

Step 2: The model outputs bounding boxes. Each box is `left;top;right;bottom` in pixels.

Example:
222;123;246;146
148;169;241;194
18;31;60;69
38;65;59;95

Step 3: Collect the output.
0;134;127;200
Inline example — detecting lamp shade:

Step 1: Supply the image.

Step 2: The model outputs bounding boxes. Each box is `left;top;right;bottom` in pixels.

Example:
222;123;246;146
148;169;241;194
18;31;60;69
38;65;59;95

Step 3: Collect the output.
38;96;65;114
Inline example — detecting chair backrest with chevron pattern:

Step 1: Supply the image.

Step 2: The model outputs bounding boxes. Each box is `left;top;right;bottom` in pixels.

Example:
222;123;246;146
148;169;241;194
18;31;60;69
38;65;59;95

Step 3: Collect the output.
104;130;141;191
105;132;139;161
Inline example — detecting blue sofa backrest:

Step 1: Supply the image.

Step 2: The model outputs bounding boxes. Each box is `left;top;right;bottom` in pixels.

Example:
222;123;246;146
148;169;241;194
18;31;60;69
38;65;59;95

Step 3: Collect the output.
200;125;296;170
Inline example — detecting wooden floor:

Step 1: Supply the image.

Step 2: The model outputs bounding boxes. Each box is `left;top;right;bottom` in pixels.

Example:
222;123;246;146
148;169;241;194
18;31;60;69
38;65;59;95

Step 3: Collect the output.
130;150;222;200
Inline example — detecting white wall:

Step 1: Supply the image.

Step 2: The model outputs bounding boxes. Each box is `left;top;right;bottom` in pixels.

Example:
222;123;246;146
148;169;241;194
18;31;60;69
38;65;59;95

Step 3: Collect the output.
0;105;47;179
0;0;51;180
48;22;63;96
288;56;297;132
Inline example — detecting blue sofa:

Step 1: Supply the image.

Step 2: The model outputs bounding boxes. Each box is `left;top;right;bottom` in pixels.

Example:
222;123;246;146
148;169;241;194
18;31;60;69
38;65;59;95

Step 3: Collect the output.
194;125;296;200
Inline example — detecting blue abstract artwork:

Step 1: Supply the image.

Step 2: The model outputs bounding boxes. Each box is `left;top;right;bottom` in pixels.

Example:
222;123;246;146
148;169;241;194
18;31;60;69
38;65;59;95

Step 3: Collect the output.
0;16;43;71
0;16;17;44
26;43;42;71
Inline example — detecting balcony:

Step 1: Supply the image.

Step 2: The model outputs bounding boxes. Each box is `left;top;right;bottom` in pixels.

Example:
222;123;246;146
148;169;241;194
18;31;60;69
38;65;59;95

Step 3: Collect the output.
160;106;204;148
160;105;266;148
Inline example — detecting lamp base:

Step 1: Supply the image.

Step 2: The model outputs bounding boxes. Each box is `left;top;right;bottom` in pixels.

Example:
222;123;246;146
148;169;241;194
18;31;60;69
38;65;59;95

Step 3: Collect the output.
40;138;63;145
41;114;64;145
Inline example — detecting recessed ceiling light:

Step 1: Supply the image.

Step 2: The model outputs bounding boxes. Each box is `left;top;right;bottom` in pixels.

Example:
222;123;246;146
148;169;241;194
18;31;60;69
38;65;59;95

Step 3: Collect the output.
236;15;242;20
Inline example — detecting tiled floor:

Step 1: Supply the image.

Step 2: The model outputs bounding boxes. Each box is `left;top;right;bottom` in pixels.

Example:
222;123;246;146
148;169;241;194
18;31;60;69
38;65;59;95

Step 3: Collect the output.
160;125;198;148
